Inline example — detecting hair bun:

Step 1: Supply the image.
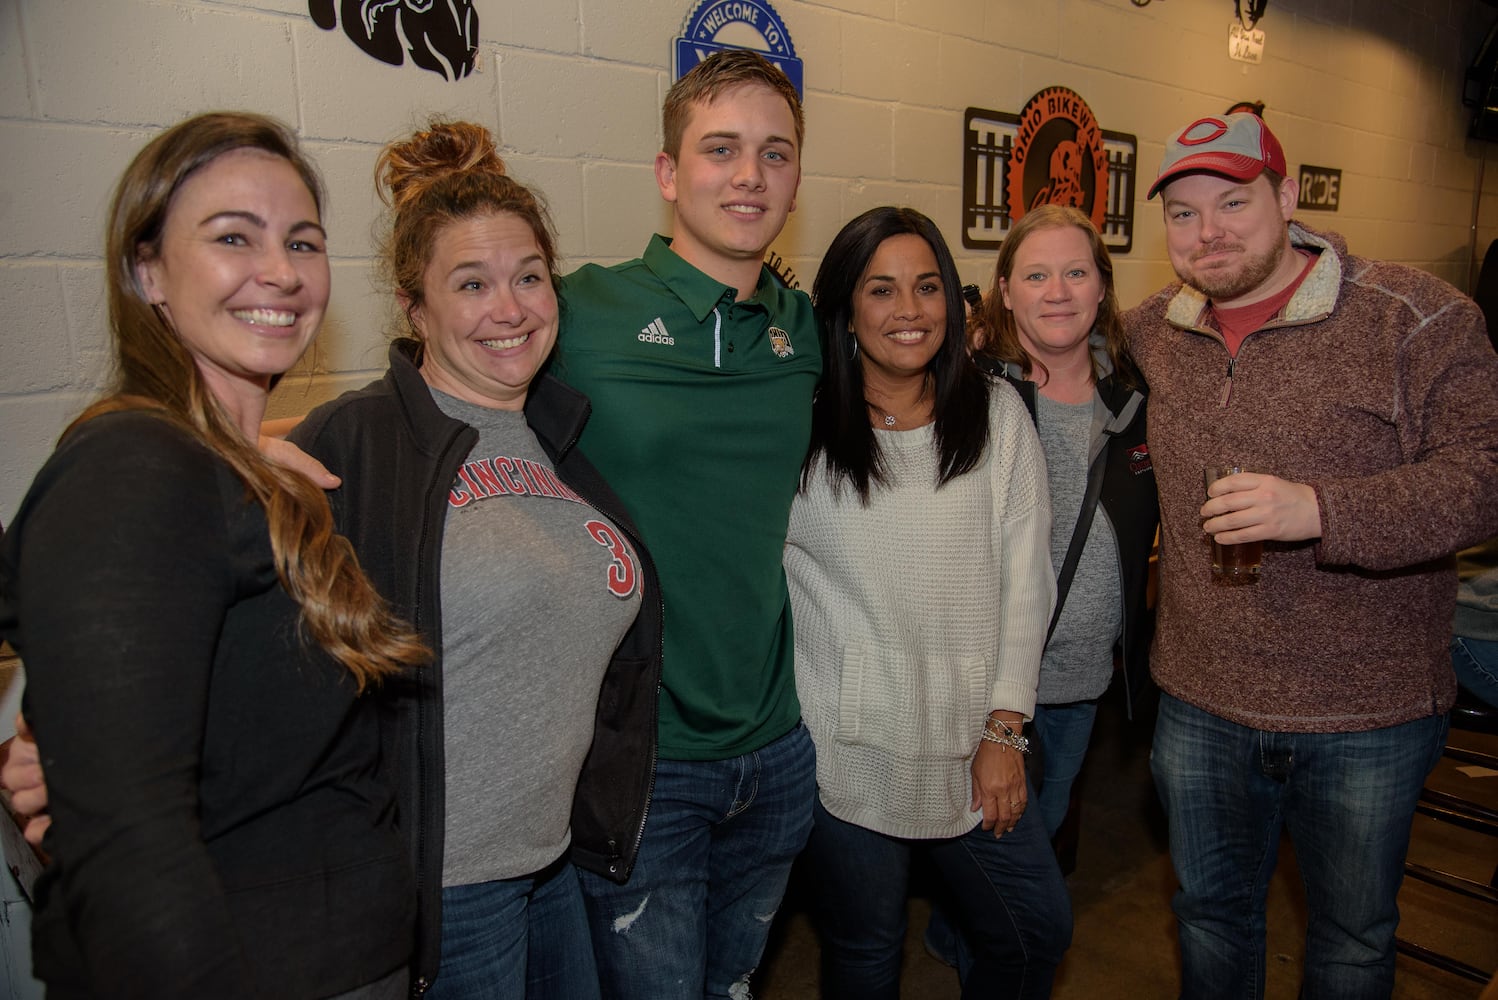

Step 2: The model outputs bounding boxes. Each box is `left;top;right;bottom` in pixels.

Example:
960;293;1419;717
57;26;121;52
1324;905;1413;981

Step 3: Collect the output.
377;118;506;209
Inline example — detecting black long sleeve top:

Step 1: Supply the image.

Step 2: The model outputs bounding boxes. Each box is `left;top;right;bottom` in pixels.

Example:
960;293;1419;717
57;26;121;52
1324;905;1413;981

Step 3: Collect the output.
0;411;413;999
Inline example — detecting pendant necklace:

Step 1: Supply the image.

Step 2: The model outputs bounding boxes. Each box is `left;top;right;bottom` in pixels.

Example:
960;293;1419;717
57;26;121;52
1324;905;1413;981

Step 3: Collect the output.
868;392;925;429
866;401;899;427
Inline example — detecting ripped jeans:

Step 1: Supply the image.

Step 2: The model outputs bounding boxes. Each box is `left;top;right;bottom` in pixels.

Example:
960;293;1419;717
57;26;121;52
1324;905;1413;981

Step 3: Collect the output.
576;722;816;1000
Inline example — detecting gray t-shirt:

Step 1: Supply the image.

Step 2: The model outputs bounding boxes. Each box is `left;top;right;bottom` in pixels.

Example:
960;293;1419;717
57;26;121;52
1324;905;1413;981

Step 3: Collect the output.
431;388;643;885
1035;393;1122;703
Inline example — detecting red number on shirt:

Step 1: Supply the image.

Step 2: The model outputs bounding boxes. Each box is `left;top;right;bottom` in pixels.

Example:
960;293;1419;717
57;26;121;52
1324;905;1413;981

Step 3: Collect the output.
586;520;638;599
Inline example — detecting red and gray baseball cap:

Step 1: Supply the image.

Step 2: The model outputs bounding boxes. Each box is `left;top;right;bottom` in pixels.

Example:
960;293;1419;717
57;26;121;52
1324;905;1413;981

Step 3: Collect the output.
1146;113;1287;199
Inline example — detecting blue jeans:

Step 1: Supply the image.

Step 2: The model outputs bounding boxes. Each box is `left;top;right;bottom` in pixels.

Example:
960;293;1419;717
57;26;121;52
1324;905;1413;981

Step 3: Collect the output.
805;791;1072;1000
1030;700;1100;839
1150;693;1448;1000
1452;635;1498;708
427;857;601;1000
576;722;816;1000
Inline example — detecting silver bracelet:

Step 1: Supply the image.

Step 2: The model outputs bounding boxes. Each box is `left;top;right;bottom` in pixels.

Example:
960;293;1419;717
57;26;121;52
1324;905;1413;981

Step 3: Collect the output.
981;717;1031;754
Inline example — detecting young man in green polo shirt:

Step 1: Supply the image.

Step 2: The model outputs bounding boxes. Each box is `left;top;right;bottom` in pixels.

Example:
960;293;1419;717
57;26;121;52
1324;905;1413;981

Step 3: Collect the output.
552;50;821;999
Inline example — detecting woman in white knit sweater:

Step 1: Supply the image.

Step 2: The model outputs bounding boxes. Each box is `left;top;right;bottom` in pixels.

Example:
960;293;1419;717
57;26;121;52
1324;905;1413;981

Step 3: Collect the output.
785;206;1072;999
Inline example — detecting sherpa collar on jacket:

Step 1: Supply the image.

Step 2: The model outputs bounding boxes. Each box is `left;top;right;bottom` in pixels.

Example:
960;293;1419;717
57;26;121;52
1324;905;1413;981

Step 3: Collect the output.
1163;222;1345;332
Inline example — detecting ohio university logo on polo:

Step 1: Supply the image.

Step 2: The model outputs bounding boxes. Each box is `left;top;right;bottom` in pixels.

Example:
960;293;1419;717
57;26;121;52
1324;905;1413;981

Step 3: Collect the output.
768;326;794;357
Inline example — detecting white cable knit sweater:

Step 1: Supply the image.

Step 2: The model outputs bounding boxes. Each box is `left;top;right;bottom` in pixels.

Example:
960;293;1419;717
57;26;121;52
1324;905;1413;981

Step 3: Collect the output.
785;381;1055;840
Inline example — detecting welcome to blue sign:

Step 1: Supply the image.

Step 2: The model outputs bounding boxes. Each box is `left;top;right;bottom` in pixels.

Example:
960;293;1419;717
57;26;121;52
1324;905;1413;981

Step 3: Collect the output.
674;0;803;99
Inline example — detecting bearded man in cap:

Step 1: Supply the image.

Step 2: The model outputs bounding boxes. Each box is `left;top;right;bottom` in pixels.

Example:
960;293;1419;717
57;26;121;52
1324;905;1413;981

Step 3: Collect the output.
1126;112;1498;997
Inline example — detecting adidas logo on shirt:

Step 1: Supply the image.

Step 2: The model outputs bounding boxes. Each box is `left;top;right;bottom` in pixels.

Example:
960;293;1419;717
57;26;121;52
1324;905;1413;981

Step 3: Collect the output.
638;317;675;346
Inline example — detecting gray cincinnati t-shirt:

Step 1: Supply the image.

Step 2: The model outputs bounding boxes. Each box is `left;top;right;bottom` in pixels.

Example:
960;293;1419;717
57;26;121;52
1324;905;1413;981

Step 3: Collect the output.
431;388;642;886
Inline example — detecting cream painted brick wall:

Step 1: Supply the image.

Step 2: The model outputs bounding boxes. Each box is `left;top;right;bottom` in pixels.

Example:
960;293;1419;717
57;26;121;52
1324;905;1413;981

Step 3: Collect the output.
0;393;94;517
774;2;840;94
0;265;77;394
776;175;845;272
0;124;149;258
804;92;893;178
892;106;957;182
579;0;684;64
486;2;582;56
303;263;401;375
305;141;390;259
933;36;1024;112
2;0;1495;521
839;17;941;103
293;21;501;141
577;161;673;262
27;4;300;124
976;0;1062;57
506;156;590;265
807;0;894;20
498;51;660;160
891;0;985;42
0;7;30;119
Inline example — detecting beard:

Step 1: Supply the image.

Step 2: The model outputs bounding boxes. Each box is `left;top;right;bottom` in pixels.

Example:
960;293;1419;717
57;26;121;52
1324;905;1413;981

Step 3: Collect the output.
1176;238;1285;303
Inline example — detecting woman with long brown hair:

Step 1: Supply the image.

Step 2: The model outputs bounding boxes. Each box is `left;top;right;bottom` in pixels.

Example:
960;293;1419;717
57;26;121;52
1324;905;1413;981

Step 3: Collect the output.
0;112;425;998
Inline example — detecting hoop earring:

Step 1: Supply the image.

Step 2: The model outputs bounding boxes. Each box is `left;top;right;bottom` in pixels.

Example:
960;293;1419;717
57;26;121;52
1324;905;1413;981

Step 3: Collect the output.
848;330;859;360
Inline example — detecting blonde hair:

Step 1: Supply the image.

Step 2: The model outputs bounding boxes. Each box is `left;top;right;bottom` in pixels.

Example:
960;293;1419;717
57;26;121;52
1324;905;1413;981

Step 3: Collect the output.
89;111;426;691
970;204;1137;390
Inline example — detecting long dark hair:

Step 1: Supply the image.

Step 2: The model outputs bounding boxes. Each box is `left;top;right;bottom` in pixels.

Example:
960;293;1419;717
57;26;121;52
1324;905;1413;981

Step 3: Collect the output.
805;206;991;503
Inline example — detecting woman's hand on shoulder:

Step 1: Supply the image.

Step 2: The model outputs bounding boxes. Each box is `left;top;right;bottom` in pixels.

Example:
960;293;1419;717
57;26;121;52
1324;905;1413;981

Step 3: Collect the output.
258;418;339;489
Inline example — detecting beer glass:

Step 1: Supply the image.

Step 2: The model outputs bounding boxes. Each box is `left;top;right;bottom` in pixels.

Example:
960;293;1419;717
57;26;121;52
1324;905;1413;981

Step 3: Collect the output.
1204;465;1263;580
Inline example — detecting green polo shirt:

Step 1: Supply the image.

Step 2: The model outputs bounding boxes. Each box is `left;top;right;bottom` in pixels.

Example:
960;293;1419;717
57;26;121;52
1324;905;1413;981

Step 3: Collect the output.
553;235;821;760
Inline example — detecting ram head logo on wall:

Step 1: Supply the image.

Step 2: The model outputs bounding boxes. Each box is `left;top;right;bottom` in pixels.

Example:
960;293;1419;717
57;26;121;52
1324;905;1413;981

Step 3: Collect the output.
310;0;478;81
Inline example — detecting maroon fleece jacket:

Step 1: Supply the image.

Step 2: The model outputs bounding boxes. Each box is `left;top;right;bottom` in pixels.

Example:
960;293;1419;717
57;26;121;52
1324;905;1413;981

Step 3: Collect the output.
1126;223;1498;732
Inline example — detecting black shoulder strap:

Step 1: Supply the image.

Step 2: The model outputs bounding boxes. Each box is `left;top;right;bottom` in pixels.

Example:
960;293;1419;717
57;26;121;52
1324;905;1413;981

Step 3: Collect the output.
997;364;1103;643
1047;443;1107;646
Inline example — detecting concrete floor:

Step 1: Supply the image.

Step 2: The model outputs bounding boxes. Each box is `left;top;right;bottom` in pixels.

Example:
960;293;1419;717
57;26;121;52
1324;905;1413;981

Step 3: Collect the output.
755;683;1498;999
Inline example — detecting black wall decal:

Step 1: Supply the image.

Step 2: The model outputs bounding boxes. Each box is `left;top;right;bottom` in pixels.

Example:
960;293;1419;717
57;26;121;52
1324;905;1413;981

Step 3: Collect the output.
309;0;478;81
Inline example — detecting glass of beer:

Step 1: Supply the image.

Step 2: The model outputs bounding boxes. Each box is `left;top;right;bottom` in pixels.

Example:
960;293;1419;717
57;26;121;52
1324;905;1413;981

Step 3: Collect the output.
1204;465;1263;581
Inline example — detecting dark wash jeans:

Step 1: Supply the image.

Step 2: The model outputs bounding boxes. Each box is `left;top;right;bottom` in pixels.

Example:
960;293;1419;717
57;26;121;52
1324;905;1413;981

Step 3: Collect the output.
1151;693;1448;1000
427;855;600;1000
1452;634;1498;708
576;722;816;1000
804;787;1072;1000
